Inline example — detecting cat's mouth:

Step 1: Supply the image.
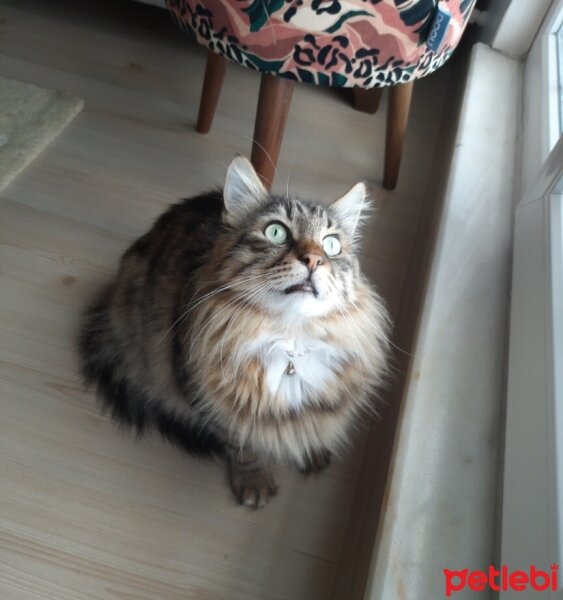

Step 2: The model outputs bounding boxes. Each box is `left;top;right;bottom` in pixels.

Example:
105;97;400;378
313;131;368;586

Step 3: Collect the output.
284;281;318;296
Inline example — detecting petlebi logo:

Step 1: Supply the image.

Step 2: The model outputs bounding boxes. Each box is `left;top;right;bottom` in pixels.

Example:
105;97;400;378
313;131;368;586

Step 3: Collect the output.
443;564;559;596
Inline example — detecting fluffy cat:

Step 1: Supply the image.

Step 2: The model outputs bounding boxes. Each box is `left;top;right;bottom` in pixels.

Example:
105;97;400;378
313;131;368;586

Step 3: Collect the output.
80;157;390;508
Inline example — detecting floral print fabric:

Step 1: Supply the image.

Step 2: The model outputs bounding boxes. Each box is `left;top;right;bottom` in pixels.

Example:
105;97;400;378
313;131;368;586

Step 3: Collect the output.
166;0;475;88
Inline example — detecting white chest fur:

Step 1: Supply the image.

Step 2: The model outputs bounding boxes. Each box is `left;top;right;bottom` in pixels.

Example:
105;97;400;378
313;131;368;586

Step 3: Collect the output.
242;334;347;409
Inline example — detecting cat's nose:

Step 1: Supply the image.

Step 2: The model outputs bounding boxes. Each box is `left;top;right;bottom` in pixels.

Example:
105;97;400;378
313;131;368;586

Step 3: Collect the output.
300;252;324;271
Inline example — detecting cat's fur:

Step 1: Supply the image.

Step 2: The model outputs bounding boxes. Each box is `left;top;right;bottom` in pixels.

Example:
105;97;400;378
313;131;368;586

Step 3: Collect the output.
80;157;390;507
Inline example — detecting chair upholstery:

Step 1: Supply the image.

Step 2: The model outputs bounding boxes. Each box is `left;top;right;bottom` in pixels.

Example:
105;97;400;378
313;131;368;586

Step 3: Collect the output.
166;0;475;88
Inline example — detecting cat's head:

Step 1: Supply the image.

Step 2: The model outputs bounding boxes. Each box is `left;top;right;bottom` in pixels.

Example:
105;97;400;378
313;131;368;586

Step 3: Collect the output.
217;157;370;319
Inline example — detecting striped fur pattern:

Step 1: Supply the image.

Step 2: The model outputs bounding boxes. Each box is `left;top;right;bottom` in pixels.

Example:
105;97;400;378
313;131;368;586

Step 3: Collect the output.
80;157;390;507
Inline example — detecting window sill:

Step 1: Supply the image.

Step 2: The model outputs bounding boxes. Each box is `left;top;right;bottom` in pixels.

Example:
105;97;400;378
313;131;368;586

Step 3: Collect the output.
365;43;520;599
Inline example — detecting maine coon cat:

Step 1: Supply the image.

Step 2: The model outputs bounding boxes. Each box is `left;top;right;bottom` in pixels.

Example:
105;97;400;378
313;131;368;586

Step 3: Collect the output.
80;157;390;508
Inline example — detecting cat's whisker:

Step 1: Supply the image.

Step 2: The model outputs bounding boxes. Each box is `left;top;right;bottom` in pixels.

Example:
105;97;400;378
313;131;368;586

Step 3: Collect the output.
334;301;366;389
188;279;274;352
194;268;275;290
241;136;280;183
219;282;276;376
156;272;272;346
170;275;264;328
341;304;390;365
285;158;296;201
348;300;405;356
186;272;271;313
340;305;399;378
187;288;255;351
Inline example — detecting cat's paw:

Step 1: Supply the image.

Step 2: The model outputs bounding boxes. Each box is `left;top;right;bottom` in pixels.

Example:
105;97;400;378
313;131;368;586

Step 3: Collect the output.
299;449;332;475
230;467;278;509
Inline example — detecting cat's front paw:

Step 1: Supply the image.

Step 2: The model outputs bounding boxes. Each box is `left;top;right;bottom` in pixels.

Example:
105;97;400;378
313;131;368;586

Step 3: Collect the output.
229;466;278;509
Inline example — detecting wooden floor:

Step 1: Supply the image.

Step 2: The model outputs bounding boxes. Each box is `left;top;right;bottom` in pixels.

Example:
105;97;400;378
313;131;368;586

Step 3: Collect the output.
0;1;451;598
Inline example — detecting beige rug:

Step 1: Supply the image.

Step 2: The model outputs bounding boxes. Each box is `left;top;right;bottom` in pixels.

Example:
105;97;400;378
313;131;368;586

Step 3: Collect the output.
0;76;83;193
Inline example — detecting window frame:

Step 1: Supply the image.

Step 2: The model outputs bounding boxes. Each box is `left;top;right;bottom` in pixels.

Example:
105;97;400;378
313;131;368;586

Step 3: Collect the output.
501;0;563;594
521;0;563;197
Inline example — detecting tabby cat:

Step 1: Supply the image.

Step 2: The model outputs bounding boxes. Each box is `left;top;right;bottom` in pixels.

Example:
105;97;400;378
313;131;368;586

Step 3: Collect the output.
80;157;390;508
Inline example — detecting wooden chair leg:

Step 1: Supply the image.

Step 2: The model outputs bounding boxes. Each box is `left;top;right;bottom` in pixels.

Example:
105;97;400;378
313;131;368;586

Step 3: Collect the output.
352;88;382;114
196;51;228;134
250;74;295;188
383;81;414;190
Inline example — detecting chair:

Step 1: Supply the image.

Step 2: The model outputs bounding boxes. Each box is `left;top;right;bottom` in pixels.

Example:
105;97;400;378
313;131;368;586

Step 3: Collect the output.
166;0;475;189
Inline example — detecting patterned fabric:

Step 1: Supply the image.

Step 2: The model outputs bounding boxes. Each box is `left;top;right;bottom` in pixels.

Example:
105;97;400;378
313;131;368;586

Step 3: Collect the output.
166;0;475;88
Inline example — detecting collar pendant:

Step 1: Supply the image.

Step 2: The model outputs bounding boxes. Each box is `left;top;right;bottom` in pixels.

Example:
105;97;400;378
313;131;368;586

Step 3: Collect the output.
285;361;296;376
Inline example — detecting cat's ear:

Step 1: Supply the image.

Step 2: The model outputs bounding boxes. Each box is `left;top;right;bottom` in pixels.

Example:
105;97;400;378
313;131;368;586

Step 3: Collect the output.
223;156;269;226
329;183;369;239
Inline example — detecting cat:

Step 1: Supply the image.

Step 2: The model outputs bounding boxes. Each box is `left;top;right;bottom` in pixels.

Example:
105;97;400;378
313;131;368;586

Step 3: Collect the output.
79;156;390;508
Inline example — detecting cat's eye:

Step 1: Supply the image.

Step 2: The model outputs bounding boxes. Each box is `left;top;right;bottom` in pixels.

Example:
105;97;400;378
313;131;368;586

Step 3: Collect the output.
264;222;289;245
322;235;341;257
